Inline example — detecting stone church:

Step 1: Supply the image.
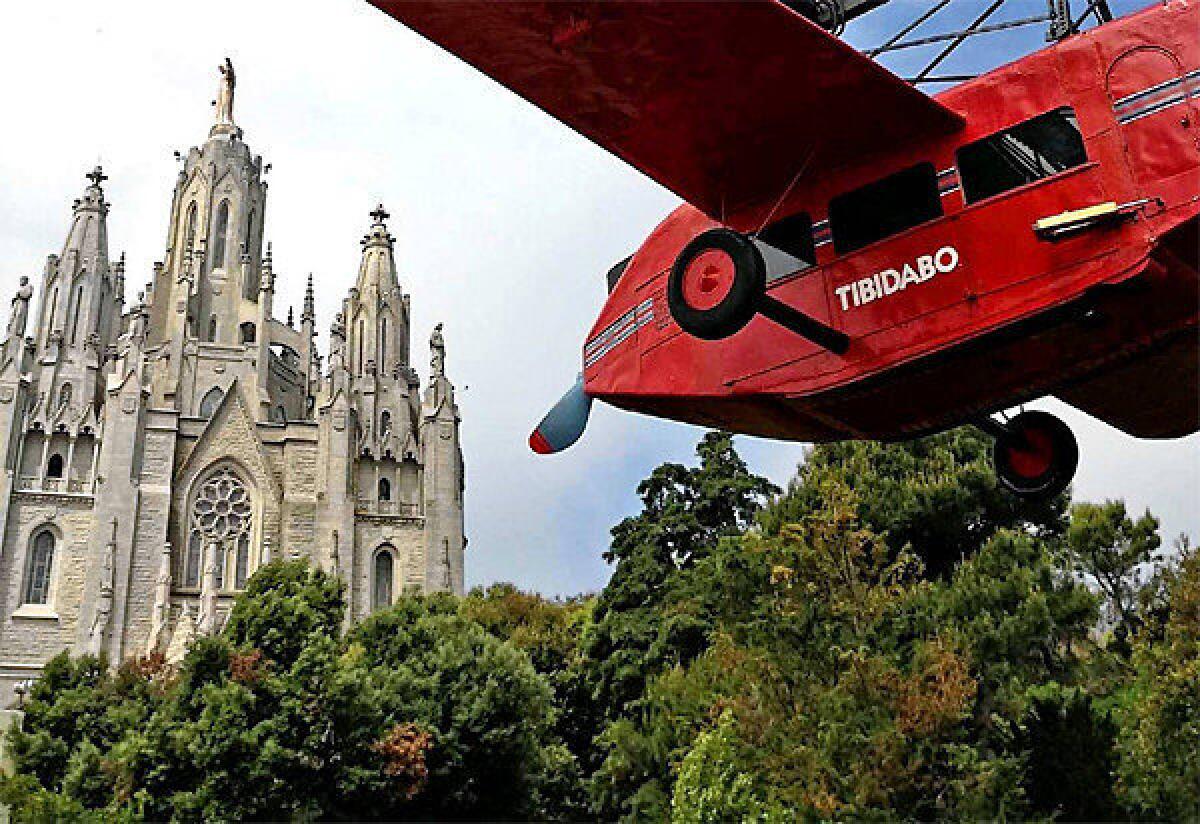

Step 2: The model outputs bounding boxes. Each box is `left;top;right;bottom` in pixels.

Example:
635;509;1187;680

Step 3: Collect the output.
0;61;466;706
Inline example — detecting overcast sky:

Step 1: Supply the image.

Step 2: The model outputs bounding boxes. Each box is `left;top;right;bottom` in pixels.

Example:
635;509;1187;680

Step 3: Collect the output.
0;0;1193;595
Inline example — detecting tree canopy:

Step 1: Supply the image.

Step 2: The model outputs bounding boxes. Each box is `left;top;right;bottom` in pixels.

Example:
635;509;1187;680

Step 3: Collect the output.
2;430;1196;821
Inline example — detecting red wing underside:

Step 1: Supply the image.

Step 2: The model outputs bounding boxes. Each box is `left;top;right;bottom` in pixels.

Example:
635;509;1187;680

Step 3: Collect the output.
369;0;964;228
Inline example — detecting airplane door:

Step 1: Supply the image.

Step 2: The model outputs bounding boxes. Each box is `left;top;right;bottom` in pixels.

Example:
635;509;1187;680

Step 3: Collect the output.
1106;46;1199;199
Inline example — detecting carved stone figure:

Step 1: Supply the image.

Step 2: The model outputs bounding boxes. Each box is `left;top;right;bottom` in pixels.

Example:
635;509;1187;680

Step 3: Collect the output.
197;541;220;634
147;542;172;655
330;313;346;363
130;292;148;342
430;322;445;375
215;58;236;129
88;523;117;655
6;277;32;340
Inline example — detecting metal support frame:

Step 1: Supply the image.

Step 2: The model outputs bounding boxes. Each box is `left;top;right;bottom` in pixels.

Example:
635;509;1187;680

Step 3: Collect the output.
917;0;1011;83
1070;0;1114;33
874;15;1053;58
864;0;1115;87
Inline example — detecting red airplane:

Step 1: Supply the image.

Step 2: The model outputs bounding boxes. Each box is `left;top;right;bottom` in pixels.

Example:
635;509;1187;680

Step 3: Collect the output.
372;0;1199;498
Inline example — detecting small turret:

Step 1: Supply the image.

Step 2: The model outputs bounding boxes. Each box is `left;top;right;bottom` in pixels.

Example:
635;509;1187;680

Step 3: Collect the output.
301;272;316;402
253;241;275;417
36;167;116;357
302;272;315;325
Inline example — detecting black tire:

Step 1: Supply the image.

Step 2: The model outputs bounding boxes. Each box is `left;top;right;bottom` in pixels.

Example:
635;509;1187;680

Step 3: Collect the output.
993;410;1079;499
667;229;765;341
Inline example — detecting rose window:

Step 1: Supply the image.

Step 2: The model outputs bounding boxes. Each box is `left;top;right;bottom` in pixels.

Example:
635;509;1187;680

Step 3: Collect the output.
193;469;252;539
181;468;254;590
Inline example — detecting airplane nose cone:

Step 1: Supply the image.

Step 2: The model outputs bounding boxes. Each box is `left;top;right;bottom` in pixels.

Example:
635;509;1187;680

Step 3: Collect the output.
529;375;593;455
529;429;555;455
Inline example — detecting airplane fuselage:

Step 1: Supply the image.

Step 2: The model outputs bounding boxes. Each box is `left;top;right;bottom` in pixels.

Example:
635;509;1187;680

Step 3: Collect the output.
585;1;1199;443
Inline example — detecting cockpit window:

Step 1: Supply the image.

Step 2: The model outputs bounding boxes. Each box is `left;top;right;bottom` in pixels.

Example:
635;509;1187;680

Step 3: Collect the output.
605;256;632;293
956;107;1087;204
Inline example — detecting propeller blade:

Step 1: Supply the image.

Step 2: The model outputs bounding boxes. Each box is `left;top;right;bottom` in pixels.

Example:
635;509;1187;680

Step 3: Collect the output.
529;376;593;455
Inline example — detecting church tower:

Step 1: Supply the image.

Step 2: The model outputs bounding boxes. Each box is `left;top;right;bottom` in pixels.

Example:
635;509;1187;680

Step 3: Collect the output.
344;205;421;504
22;168;119;491
146;58;269;414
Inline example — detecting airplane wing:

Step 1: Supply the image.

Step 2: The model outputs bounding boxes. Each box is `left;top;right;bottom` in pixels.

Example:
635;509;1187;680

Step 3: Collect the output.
369;0;964;227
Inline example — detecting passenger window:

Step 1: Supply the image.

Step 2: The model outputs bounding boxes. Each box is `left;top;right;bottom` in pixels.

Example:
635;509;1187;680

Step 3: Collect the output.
829;163;943;255
757;211;816;283
957;107;1087;204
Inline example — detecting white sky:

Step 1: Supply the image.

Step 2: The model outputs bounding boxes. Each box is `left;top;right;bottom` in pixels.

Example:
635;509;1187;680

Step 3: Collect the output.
0;1;1194;595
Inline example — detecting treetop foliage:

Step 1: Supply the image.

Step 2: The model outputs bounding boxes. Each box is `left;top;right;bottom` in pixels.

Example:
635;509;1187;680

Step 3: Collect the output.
3;428;1196;821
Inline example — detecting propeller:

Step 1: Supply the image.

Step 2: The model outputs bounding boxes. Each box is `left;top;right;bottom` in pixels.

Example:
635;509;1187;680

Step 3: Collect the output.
529;375;593;455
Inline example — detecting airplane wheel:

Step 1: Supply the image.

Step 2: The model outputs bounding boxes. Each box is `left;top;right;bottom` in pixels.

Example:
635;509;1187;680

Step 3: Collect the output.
668;228;765;340
992;410;1078;499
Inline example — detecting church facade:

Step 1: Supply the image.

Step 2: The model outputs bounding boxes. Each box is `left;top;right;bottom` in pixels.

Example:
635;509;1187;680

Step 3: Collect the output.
0;62;466;706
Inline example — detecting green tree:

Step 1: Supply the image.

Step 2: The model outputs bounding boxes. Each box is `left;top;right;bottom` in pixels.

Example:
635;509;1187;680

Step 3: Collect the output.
1116;543;1200;819
1;562;568;821
592;468;1100;821
926;528;1098;721
1064;500;1161;634
3;652;164;800
347;594;559;820
762;428;1069;578
222;558;346;667
460;582;591;677
1016;684;1121;821
460;583;593;818
582;432;777;735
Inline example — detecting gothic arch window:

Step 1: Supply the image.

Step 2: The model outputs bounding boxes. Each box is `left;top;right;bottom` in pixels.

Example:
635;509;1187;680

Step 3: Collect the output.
188;467;254;591
45;288;58;339
380;316;388;374
380;410;391;437
58;384;72;410
372;547;394;611
183;201;198;251
207;315;218;342
23;530;55;605
378;477;391;502
242;207;257;299
183;531;203;589
46;453;64;479
358;320;366;376
199;387;223;418
69;282;84;344
212;200;230;270
234;533;250;589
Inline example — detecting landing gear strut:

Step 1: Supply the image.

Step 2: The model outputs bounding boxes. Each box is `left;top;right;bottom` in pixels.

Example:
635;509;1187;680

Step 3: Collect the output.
979;410;1078;499
666;228;849;353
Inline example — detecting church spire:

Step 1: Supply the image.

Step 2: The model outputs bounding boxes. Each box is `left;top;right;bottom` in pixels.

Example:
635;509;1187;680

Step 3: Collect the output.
62;166;110;262
35;166;116;356
302;272;315;324
356;203;398;293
